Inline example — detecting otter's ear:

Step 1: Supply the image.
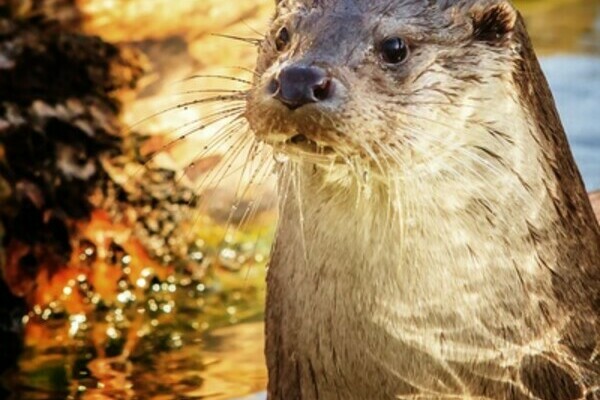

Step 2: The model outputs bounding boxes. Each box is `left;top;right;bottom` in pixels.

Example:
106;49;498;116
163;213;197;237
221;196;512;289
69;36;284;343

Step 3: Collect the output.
471;2;517;43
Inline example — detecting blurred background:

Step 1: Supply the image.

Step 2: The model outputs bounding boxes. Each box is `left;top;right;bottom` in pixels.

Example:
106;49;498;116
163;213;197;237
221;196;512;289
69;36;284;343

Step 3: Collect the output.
0;0;598;399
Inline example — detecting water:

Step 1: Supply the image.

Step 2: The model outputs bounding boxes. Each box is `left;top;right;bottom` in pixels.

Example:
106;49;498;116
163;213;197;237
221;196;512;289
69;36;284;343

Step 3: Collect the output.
543;55;600;190
1;2;599;400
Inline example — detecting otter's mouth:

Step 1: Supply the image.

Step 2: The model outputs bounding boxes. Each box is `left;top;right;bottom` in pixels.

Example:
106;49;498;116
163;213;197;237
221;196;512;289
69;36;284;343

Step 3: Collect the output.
284;134;335;155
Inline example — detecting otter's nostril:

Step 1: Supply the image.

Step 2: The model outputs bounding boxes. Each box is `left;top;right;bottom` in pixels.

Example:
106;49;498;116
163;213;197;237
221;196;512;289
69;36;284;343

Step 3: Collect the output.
313;78;332;102
267;78;280;96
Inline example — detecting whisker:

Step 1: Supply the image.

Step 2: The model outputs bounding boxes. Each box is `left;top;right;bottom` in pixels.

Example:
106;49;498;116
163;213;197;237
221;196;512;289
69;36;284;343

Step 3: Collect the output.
128;107;246;180
241;20;266;39
192;126;251;195
176;89;248;96
237;155;276;291
127;94;246;131
219;146;274;257
210;33;262;46
153;105;246;140
220;137;262;240
237;157;275;233
170;118;250;192
204;141;269;185
183;124;252;237
179;74;253;86
224;66;261;78
236;159;277;285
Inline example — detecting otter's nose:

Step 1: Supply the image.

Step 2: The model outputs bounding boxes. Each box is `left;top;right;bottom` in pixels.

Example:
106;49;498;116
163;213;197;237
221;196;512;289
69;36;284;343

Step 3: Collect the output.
268;66;333;110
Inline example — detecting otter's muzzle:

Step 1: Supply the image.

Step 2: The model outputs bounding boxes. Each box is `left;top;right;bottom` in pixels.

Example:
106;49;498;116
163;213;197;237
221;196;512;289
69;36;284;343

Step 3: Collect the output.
267;65;334;110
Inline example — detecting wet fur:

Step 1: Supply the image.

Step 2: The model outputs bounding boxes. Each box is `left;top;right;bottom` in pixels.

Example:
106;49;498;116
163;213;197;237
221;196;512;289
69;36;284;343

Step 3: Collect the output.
244;0;600;398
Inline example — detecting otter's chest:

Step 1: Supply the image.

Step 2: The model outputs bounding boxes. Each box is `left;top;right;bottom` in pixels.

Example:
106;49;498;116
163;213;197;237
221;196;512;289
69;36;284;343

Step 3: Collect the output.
265;184;570;399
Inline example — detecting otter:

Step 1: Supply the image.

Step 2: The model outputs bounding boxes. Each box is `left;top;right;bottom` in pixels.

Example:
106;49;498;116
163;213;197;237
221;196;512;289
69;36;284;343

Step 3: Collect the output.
243;0;600;398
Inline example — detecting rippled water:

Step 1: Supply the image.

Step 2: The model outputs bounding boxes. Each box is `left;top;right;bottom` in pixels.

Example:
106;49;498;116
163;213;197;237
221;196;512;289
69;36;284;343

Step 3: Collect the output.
1;1;599;400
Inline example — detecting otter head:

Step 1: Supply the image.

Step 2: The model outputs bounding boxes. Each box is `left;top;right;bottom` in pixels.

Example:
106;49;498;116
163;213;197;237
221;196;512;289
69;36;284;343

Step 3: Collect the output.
245;0;531;178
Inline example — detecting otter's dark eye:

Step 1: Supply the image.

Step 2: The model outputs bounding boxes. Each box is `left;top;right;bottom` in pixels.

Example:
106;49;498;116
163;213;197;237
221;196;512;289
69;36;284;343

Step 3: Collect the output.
275;27;291;52
380;37;409;65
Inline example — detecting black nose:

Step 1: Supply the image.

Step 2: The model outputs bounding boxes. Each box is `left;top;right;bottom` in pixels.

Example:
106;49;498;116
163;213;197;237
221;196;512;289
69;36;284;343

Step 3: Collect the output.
268;66;333;110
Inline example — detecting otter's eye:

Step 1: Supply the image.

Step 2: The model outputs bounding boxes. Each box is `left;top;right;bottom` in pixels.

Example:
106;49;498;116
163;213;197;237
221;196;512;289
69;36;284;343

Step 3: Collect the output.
380;37;409;65
275;27;291;52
